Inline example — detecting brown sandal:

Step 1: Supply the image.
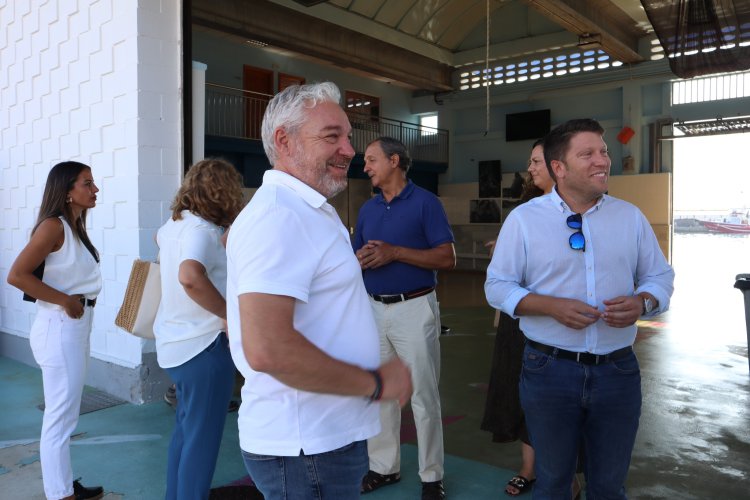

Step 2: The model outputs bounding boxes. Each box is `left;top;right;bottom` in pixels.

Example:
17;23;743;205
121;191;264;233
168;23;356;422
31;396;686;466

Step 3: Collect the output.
361;470;401;494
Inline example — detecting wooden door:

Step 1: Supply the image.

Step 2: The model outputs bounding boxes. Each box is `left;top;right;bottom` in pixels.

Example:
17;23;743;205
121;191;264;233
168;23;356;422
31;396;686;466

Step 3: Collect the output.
278;73;305;92
242;65;273;139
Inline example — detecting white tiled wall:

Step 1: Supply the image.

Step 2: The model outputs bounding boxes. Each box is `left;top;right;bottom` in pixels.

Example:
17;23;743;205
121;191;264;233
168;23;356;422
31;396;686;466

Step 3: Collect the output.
0;0;183;369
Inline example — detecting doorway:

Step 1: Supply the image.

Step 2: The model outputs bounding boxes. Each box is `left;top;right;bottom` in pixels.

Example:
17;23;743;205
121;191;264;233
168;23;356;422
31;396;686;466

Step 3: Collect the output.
671;133;749;351
242;65;273;140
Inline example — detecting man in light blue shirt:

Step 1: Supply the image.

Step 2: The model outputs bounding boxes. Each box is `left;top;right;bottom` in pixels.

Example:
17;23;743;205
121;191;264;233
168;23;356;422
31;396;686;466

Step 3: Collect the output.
485;118;674;499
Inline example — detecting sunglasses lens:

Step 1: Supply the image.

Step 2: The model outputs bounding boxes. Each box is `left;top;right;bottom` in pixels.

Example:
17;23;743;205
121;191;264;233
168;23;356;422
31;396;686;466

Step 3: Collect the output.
569;231;585;251
567;214;582;230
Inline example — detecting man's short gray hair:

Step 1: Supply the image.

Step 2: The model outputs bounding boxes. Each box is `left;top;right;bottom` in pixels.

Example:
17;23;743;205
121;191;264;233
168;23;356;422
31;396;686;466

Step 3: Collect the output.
261;82;342;165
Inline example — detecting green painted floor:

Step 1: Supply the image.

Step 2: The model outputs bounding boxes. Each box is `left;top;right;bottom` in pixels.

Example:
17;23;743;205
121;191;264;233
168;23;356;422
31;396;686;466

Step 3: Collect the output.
0;305;522;500
2;260;750;498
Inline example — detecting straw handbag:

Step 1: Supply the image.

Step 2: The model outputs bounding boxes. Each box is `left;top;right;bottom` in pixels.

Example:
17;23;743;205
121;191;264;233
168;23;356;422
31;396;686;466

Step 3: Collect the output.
115;259;161;339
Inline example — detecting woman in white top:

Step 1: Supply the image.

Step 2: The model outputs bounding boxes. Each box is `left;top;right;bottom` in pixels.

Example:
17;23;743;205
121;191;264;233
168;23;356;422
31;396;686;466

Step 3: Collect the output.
7;161;104;500
154;158;245;500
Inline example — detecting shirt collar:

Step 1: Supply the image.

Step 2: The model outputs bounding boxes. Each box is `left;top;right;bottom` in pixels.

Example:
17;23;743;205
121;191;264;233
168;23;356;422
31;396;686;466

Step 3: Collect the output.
377;179;415;204
262;169;328;209
550;185;607;215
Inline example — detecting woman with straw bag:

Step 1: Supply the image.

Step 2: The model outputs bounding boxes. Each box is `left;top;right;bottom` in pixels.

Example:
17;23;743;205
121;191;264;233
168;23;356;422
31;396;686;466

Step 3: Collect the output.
154;158;244;500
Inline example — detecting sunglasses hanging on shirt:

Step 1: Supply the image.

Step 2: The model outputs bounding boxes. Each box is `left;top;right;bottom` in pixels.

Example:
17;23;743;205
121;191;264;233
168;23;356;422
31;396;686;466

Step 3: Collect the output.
567;213;585;252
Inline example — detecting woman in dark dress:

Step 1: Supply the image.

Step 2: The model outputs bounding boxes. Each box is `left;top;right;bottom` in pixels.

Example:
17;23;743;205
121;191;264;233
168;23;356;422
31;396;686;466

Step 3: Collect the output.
481;139;559;496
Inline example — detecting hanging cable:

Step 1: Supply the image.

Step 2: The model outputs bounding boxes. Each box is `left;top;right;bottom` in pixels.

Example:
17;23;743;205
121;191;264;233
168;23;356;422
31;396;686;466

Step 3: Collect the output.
484;0;490;136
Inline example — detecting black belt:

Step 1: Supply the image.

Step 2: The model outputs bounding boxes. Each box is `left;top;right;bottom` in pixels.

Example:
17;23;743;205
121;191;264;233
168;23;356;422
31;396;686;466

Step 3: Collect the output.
526;339;632;366
369;287;435;305
79;297;97;308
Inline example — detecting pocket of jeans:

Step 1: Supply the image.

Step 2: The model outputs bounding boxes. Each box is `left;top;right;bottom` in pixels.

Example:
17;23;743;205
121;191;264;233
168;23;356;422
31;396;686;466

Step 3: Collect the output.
204;334;224;353
522;348;551;373
241;450;278;462
325;440;362;456
611;351;640;374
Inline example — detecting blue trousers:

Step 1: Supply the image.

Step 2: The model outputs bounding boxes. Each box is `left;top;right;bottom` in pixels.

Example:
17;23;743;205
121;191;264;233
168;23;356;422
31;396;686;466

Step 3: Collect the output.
165;333;235;500
519;344;641;500
241;440;368;500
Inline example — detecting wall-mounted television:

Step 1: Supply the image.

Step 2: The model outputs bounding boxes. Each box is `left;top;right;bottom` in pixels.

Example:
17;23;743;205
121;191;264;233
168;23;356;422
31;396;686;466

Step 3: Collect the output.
505;109;551;142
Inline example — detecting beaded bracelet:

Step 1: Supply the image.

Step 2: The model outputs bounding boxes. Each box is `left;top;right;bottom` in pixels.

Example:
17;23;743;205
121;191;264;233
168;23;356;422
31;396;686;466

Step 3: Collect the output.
368;369;383;402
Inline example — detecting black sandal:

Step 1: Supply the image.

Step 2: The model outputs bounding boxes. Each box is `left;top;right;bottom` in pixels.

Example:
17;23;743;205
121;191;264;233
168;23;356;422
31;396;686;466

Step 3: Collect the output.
505;475;535;496
361;470;401;494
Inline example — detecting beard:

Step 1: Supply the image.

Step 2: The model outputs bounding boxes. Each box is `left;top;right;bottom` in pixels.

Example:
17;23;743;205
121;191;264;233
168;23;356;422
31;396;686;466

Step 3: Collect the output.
289;143;350;199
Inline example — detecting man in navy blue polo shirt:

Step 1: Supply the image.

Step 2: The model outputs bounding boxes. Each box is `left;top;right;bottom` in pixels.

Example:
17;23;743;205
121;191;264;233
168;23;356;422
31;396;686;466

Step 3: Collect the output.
354;136;456;500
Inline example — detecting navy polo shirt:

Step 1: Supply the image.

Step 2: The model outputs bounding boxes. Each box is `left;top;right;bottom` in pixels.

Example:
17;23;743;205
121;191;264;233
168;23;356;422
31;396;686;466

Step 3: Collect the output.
353;180;454;295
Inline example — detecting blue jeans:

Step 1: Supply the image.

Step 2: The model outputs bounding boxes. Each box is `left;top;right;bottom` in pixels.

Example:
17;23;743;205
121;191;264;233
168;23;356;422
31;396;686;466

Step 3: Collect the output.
165;333;235;500
241;440;368;500
519;344;641;499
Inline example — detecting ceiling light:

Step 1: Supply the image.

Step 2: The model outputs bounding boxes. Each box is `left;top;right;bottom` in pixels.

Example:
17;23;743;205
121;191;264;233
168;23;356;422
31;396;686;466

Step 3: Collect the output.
245;39;268;48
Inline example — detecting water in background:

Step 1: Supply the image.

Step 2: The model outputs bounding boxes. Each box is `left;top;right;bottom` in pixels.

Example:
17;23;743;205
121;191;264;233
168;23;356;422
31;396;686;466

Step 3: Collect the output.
670;232;750;348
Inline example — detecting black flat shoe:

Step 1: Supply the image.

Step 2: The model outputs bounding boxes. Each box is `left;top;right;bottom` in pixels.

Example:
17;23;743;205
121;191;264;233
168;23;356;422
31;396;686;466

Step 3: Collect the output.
422;479;446;500
73;479;103;500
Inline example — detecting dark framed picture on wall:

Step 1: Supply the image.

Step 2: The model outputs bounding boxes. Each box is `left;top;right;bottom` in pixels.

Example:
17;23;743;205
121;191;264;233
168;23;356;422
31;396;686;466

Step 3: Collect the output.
478;160;502;198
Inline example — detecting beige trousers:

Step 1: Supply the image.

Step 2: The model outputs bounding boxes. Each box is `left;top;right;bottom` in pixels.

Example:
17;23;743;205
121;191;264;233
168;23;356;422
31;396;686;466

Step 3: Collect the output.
367;291;444;482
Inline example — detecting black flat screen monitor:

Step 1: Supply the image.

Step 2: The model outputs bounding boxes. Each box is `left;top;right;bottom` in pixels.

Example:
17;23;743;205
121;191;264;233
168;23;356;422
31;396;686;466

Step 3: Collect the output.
505;110;551;142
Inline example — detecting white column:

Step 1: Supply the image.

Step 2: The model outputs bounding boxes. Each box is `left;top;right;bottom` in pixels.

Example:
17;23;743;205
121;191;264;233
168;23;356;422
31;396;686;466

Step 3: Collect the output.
192;61;207;164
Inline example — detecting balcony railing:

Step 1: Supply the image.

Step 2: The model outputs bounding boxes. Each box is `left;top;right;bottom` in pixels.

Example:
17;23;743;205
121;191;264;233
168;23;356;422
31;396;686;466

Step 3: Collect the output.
205;83;449;164
206;83;270;139
346;111;449;164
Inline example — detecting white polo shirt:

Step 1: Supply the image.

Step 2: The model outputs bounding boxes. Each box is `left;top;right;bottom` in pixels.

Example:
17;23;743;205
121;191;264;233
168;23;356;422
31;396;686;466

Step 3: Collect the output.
226;169;380;456
154;211;226;368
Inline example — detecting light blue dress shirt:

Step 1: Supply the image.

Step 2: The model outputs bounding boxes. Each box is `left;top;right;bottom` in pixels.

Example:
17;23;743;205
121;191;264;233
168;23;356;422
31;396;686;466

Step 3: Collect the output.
485;187;675;354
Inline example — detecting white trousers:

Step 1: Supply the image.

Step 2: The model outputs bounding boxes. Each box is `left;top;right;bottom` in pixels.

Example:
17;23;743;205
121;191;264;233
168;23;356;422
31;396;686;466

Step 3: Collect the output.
367;292;444;482
30;306;93;499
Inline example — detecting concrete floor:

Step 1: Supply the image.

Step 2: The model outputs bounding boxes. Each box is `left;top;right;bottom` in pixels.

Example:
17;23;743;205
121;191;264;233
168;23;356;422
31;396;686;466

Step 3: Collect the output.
1;235;749;498
435;269;750;500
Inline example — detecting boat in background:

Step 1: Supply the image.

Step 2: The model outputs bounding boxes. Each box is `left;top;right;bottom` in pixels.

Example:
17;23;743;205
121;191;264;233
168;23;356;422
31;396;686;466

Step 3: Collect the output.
701;211;750;234
674;218;709;233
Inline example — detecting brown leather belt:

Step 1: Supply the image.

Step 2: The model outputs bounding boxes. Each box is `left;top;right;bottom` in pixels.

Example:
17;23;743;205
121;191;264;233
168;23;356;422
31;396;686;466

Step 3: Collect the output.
526;339;632;366
370;287;435;305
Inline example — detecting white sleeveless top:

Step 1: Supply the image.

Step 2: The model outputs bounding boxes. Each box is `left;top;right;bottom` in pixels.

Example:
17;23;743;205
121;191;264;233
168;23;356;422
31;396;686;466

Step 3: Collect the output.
37;217;102;309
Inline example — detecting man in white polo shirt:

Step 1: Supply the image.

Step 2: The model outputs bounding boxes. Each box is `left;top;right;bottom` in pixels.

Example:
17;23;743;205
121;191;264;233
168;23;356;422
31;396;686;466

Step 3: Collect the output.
226;82;413;499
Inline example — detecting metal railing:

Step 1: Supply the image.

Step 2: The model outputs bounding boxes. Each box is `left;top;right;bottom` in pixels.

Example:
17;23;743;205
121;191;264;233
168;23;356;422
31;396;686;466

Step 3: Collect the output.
205;83;449;164
346;111;449;164
205;83;270;139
